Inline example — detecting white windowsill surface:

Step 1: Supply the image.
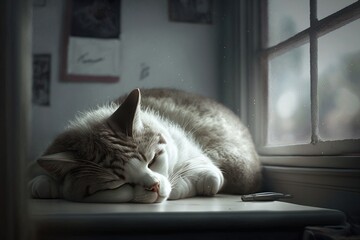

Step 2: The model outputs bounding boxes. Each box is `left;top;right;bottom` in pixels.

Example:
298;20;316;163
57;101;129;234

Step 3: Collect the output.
29;194;346;237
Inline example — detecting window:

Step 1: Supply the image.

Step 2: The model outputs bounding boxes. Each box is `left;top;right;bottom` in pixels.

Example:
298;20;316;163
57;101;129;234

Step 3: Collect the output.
255;0;360;156
225;0;359;217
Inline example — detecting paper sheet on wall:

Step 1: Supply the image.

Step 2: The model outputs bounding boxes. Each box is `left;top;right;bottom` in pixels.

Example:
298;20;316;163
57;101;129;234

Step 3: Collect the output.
67;37;120;77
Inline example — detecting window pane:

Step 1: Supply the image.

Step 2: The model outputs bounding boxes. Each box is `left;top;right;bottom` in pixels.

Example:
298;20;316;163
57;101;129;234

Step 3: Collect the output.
317;0;357;20
318;20;360;140
267;0;309;46
268;44;311;146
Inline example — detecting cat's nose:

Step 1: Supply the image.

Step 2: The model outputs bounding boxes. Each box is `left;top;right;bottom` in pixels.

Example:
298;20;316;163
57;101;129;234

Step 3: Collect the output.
146;182;160;193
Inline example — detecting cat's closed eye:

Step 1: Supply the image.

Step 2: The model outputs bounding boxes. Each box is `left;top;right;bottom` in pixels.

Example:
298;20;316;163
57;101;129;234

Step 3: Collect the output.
149;150;164;168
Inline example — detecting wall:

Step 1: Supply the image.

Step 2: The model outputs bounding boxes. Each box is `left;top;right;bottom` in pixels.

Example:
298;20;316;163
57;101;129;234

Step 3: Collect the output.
30;0;221;160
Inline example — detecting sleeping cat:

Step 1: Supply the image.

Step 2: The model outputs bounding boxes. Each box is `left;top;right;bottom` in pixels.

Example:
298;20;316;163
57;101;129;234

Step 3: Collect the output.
28;88;261;203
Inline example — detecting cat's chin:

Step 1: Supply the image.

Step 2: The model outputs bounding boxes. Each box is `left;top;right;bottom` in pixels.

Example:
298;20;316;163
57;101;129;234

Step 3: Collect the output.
132;194;167;203
131;184;170;203
155;195;167;203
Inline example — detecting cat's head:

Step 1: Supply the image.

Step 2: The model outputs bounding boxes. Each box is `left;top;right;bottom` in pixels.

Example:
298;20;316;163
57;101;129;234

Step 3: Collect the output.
37;89;172;203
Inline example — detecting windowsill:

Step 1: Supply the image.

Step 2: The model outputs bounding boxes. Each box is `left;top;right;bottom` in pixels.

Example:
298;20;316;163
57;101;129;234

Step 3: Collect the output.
261;158;360;216
29;194;345;237
260;155;360;169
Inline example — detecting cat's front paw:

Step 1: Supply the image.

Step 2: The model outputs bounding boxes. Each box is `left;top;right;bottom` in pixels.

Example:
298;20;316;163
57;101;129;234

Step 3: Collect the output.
196;171;224;196
28;175;60;199
168;177;195;200
168;188;182;200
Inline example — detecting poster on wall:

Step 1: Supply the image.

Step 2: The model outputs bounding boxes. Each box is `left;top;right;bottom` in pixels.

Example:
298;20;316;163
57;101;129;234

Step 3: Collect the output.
169;0;213;24
33;54;51;106
61;0;121;82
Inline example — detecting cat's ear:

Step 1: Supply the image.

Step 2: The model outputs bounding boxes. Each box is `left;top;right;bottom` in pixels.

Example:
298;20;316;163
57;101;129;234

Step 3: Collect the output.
37;152;80;179
108;88;142;137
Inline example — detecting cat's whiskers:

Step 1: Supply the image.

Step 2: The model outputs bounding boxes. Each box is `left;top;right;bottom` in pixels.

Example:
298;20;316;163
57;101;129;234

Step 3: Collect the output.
169;157;207;188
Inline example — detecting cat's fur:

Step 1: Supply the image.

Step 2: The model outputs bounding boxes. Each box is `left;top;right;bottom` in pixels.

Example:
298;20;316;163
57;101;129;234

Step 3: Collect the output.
28;88;261;203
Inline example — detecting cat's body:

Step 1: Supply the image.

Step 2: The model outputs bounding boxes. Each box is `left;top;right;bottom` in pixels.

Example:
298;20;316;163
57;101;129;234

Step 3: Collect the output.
29;88;261;203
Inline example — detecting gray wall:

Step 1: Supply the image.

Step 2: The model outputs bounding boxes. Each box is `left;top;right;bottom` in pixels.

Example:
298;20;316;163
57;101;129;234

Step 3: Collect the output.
30;0;222;160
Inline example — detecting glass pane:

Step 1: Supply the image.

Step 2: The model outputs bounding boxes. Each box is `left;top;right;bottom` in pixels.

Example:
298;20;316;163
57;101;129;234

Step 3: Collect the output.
268;44;311;146
318;20;360;140
317;0;357;20
267;0;309;46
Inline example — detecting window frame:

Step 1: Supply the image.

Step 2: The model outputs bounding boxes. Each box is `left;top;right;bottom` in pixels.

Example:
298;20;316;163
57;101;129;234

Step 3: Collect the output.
223;1;360;215
235;0;360;168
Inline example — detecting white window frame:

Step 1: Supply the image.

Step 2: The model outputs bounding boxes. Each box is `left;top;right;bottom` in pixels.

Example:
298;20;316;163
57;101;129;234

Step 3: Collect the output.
234;0;360;169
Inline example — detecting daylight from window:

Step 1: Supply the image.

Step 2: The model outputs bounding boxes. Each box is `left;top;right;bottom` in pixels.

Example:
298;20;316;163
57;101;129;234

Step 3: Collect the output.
266;0;360;146
267;0;309;47
268;44;311;145
317;0;357;19
318;19;360;140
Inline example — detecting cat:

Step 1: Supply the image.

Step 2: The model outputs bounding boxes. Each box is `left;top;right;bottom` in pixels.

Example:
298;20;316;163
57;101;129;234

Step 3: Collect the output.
28;88;261;203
